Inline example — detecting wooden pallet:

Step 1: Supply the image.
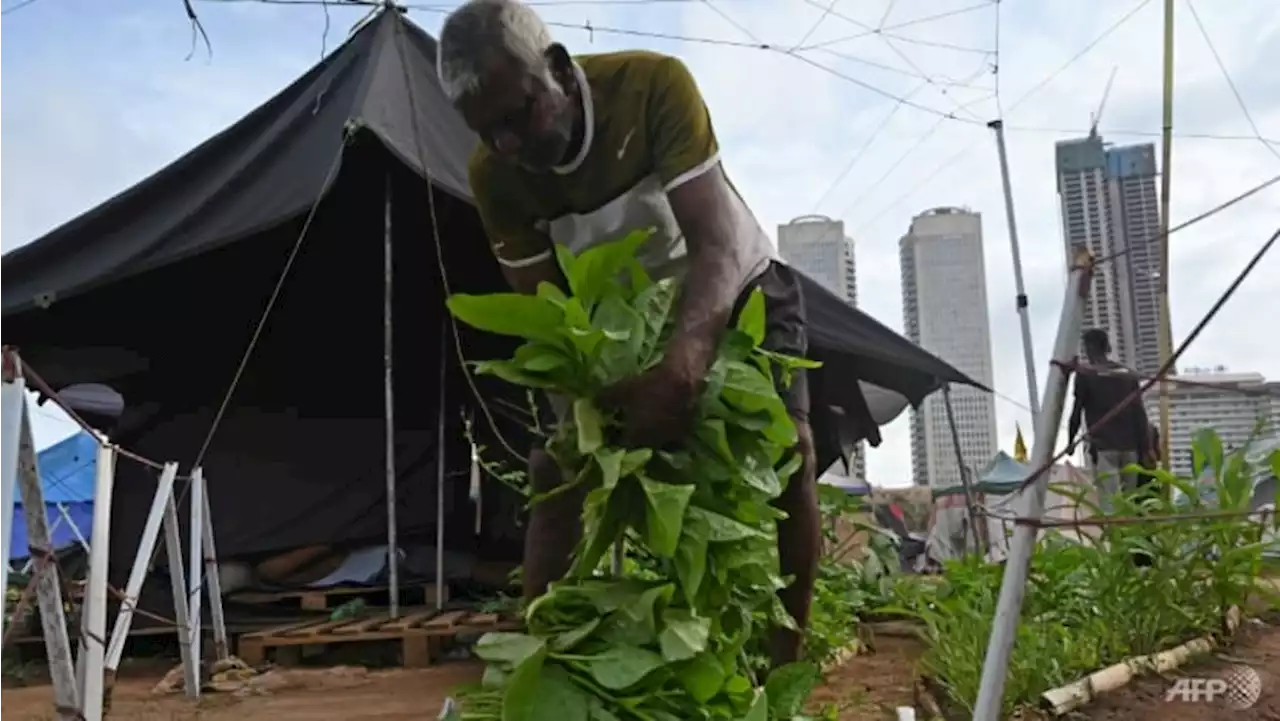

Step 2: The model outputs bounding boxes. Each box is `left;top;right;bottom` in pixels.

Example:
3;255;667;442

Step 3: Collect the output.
235;608;520;667
230;583;446;611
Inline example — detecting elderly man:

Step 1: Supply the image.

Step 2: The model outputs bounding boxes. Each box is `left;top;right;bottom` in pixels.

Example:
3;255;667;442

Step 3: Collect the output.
437;0;819;666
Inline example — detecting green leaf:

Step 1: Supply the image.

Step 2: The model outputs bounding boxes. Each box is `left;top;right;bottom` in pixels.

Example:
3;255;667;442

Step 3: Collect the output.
741;688;769;721
639;476;695;557
675;513;710;604
687;507;768;543
555;245;578;284
585;645;666;690
447;293;565;345
474;633;546;667
526;665;590;721
568;229;652;309
501;642;548;721
514;344;569;372
765;663;821;718
474;360;560;390
536;281;570;308
594;448;625;490
620;449;652;477
658;609;711;662
677;651;727;703
735;288;767;345
551;618;601;653
739;451;782;497
574;398;604;455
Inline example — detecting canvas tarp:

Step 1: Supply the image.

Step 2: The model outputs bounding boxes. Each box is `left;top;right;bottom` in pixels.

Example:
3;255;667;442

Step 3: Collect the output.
1;9;984;585
10;431;97;561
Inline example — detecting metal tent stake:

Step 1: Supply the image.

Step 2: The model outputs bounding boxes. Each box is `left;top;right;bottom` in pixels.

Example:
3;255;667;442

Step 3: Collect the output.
989;119;1041;419
972;247;1093;720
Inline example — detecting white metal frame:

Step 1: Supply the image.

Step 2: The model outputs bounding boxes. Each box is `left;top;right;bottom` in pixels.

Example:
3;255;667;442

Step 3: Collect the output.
2;350;230;718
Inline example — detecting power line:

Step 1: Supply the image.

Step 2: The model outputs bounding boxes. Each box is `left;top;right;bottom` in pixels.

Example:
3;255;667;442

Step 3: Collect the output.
1185;0;1280;163
1;0;46;15
796;0;995;55
799;1;994;52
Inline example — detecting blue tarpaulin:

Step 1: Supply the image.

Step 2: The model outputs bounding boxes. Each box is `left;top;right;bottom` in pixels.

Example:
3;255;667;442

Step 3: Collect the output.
9;431;97;560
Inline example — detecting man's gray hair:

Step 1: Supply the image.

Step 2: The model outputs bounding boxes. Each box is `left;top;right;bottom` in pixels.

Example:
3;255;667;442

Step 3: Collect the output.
437;0;557;101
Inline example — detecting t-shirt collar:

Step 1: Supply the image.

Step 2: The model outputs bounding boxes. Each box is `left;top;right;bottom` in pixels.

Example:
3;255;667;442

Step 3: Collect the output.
552;62;593;175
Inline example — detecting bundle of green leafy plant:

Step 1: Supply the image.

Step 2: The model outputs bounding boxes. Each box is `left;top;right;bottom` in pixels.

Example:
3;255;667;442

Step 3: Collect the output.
878;427;1280;717
444;230;824;721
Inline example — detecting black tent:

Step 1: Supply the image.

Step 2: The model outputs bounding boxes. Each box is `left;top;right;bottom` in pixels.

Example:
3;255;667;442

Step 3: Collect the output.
1;10;983;582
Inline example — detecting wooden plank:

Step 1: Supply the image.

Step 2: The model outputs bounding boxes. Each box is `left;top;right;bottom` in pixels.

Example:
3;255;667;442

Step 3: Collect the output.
299;592;328;611
238;637;265;667
383;609;437;632
241;618;327;640
285;618;362;638
332;615;395;635
425;610;467;630
402;636;433;668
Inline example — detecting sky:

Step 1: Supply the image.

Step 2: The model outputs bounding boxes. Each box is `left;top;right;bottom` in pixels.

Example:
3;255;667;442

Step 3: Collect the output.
2;0;1278;486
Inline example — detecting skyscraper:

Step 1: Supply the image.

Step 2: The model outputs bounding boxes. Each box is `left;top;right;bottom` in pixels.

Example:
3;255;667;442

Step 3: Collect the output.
1055;132;1163;376
777;215;865;482
900;208;998;489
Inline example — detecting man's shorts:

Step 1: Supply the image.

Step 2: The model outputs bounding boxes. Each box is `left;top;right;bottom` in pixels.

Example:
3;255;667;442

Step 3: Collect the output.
540;260;810;425
732;260;810;422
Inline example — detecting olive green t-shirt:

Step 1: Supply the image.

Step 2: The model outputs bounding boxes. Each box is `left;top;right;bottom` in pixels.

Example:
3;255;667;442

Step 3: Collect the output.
467;50;776;287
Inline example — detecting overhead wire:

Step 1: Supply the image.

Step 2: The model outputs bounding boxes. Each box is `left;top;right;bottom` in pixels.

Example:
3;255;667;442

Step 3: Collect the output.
1184;0;1280;163
795;1;995;52
1;0;44;15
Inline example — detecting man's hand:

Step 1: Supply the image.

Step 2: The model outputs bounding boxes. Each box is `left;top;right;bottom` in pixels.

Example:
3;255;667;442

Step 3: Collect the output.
599;359;700;448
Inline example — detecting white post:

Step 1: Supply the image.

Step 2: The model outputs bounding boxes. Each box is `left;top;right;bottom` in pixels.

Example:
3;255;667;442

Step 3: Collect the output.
16;405;82;719
434;323;447;611
105;463;179;675
163;491;199;696
200;477;229;660
187;468;205;684
972;247;1094;720
385;172;401;619
1;362;27;606
78;442;117;721
988;119;1042;419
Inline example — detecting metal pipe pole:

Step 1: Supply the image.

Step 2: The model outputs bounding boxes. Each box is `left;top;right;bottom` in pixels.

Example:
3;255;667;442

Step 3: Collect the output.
1156;0;1176;470
942;386;985;556
972;246;1094;721
434;320;447;610
79;442;117;721
1;357;27;612
384;171;400;619
988;119;1041;419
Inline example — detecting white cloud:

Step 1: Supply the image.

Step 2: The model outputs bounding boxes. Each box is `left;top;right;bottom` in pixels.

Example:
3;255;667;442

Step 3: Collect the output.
2;0;1277;486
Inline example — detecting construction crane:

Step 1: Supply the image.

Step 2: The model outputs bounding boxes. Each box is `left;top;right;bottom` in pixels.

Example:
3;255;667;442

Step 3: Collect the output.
1089;66;1119;137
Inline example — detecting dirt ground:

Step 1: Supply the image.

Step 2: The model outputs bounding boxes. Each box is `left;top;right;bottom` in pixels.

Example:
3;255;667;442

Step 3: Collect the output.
1084;618;1280;720
1;636;925;721
4;622;1278;720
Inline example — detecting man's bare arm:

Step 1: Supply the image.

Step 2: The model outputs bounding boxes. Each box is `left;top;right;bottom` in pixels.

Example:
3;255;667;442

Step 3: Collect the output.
500;259;567;296
663;166;749;381
1067;377;1086;444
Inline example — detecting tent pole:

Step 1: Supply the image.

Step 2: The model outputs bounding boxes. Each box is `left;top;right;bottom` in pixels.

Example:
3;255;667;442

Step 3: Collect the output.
187;468;205;692
1;354;27;613
199;472;229;660
988;119;1041;419
942;386;985;556
162;490;198;696
105;463;179;698
384;170;401;619
434;319;447;611
972;246;1093;721
78;442;117;721
16;401;82;719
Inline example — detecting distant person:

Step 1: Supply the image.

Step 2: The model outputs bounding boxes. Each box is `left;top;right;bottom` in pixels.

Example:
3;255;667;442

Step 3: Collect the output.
1067;329;1152;511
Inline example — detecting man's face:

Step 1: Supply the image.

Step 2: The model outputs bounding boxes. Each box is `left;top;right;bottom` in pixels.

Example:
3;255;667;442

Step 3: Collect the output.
457;53;576;173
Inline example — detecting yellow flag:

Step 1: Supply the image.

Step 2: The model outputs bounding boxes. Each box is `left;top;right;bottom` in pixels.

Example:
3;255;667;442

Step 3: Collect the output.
1014;424;1028;462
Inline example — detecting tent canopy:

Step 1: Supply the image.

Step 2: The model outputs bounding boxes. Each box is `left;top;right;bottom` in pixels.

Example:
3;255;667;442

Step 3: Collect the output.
10;431;98;560
1;9;983;575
